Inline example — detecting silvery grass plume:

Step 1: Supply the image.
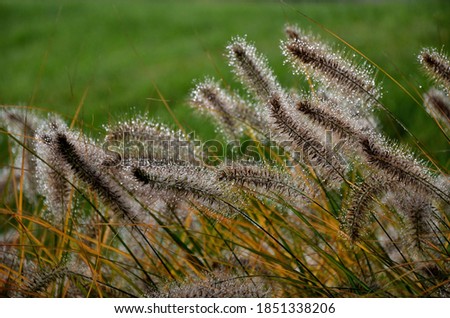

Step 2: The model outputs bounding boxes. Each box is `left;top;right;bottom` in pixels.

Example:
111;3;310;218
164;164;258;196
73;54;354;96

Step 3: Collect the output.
423;88;450;133
34;115;74;225
340;132;449;241
130;161;244;218
105;115;201;165
190;79;241;140
218;162;320;214
0;108;41;202
418;49;450;135
0;239;69;297
295;97;371;143
341;175;386;242
225;36;286;142
419;48;450;91
190;79;267;139
358;134;448;202
268;93;346;180
282;25;380;112
35;116;142;224
418;49;450;137
148;269;270;298
395;192;438;254
227;36;283;103
293;96;374;166
219;162;304;199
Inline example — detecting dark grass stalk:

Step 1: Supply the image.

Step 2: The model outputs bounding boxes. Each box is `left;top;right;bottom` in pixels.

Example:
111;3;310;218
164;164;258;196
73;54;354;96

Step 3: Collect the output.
195;208;254;280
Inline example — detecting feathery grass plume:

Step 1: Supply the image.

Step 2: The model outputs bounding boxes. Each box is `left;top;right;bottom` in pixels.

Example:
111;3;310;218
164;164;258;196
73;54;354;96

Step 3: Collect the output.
296;97;367;141
282;25;380;104
419;48;450;91
58;134;140;222
130;162;242;218
0;240;59;297
268;93;345;178
22;263;68;297
105;115;200;165
218;162;308;200
227;36;283;103
0;244;28;297
285;24;303;42
39;119;140;223
359;135;447;201
0;108;42;201
395;192;436;254
313;87;381;133
0;107;39;136
342;175;385;242
190;79;242;140
34;116;74;224
106;158;164;216
149;270;270;298
190;78;267;139
423;88;450;132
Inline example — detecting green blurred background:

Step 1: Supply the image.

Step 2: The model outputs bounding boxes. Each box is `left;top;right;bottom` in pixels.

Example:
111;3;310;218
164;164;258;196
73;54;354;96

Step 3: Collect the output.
1;0;449;167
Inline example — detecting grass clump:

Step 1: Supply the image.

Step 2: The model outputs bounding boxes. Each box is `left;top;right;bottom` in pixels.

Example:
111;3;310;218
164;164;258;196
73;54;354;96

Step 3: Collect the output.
1;23;449;297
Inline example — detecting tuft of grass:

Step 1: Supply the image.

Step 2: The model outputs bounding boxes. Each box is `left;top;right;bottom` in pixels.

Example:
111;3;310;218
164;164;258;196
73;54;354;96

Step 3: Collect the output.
1;0;449;298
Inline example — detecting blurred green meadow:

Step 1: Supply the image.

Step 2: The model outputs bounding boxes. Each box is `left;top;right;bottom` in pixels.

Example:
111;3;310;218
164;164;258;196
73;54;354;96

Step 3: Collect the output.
1;0;449;166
